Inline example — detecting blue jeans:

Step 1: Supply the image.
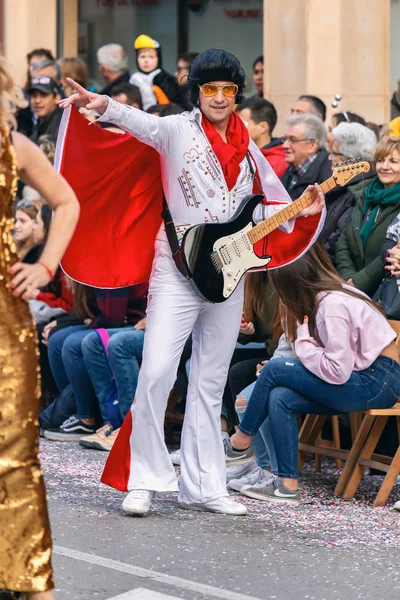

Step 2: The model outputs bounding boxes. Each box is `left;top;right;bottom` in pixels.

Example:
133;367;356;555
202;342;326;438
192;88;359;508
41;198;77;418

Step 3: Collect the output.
48;325;98;420
82;328;145;422
236;380;278;473
239;356;400;479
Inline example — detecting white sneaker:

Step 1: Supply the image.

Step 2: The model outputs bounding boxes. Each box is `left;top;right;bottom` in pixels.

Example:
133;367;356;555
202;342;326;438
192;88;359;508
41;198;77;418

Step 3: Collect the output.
122;490;154;516
180;496;247;515
393;500;400;511
228;465;275;493
169;448;181;465
226;459;257;483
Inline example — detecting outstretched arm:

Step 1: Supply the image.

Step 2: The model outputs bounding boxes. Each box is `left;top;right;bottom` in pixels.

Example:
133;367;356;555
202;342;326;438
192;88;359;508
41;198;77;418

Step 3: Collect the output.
58;78;176;154
9;132;79;298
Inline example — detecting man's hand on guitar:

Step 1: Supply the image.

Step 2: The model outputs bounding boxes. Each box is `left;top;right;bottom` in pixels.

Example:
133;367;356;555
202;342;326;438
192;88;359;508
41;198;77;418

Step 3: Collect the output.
58;78;109;115
298;183;325;217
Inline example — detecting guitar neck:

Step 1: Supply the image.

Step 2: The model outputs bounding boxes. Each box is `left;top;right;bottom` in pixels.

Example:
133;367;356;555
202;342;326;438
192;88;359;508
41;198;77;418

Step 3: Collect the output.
248;176;335;245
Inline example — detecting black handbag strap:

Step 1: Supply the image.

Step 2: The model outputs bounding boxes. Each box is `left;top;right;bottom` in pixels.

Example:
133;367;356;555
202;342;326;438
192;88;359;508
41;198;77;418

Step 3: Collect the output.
162;195;191;280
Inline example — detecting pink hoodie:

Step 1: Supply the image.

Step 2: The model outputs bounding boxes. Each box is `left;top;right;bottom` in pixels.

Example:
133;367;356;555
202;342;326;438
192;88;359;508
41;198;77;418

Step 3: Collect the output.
294;288;396;385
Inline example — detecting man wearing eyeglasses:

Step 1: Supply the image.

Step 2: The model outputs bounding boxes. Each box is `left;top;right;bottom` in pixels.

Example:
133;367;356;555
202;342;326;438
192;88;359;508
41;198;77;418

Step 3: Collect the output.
281;113;332;199
59;49;325;518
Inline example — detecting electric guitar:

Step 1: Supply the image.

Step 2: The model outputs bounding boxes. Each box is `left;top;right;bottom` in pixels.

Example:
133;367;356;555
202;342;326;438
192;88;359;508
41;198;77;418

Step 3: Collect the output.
181;160;371;303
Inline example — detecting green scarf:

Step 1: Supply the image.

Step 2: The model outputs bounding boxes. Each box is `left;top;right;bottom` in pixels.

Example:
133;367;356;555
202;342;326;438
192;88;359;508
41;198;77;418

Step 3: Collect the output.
359;177;400;247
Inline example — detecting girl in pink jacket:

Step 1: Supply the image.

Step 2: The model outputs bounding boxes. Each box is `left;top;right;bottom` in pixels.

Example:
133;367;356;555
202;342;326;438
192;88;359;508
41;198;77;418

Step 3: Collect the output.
231;242;400;505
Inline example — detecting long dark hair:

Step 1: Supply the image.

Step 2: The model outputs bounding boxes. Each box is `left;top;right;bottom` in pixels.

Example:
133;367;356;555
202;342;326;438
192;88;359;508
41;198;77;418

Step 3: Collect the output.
243;272;270;324
39;204;52;244
269;240;383;343
70;281;98;320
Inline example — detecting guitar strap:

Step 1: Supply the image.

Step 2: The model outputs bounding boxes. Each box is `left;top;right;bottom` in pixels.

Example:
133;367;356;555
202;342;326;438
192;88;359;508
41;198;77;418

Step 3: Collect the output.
246;152;266;221
162;195;191;280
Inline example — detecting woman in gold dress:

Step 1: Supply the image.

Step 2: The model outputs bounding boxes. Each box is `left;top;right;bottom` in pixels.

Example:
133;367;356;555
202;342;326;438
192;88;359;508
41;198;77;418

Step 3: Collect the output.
0;57;79;599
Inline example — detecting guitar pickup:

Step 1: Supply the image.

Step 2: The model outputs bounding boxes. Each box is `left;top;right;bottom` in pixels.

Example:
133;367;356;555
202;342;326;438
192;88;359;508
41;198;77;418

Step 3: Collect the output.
209;251;223;274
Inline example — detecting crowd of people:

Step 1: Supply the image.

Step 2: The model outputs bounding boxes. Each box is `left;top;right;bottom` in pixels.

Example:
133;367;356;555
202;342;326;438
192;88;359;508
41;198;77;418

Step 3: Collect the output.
2;31;400;598
12;38;400;484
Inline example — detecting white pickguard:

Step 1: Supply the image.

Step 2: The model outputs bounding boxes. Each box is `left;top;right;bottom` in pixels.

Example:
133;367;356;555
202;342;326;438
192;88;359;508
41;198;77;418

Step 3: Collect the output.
213;222;271;299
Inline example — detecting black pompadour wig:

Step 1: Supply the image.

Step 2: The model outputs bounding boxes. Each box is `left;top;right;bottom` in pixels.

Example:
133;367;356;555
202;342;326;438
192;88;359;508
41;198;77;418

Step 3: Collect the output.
187;49;246;106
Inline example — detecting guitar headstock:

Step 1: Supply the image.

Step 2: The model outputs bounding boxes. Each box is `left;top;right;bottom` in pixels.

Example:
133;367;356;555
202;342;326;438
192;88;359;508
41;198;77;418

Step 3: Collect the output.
332;159;371;187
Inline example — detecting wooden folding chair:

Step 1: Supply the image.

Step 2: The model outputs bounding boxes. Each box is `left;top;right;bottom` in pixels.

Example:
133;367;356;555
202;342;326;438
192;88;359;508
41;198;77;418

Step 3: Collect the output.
298;415;350;473
333;405;400;506
333;321;400;506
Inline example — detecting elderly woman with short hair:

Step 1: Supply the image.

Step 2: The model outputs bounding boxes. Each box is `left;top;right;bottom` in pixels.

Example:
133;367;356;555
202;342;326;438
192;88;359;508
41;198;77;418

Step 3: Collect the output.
336;136;400;296
330;122;377;199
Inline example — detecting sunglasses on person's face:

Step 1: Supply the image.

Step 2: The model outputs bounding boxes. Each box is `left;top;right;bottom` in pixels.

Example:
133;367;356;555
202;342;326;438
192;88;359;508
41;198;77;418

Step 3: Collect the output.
198;83;238;98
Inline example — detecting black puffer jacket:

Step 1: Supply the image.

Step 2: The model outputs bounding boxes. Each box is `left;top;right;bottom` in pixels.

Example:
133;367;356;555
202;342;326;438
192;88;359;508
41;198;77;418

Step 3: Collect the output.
30;107;63;145
153;70;192;111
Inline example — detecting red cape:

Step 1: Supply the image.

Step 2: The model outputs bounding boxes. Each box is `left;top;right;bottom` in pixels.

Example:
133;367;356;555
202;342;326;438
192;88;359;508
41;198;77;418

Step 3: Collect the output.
55;107;163;288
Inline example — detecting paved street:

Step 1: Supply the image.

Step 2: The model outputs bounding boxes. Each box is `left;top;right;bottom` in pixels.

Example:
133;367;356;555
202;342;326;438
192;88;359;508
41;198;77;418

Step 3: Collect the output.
41;439;400;600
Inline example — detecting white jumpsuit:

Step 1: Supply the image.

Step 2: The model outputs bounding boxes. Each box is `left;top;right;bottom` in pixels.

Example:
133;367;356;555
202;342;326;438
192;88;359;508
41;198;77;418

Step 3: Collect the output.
98;100;323;503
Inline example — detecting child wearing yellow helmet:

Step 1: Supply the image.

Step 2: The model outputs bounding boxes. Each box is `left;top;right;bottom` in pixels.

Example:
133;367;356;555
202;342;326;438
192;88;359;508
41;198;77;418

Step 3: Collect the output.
130;34;190;111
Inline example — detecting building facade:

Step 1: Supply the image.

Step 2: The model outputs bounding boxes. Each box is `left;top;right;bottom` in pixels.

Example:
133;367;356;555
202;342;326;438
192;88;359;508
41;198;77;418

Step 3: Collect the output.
1;0;396;130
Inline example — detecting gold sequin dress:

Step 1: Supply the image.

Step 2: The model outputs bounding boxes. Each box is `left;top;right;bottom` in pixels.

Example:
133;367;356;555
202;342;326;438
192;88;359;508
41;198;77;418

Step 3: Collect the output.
0;131;54;592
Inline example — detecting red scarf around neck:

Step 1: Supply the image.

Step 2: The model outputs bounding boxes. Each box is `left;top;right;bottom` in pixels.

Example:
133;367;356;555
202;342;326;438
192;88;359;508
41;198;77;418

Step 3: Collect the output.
202;111;249;191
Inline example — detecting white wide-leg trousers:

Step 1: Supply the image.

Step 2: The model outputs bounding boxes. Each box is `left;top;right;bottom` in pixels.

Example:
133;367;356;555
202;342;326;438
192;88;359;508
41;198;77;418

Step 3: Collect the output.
127;241;244;503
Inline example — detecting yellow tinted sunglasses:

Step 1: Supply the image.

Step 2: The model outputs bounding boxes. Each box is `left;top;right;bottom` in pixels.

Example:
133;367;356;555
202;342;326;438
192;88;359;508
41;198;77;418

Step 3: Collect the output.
199;83;238;98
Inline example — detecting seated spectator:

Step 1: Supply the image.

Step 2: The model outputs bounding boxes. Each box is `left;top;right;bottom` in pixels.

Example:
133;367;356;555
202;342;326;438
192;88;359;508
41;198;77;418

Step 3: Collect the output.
327;110;366;151
175;52;199;86
17;48;55;138
58;57;89;96
24;204;72;323
236;97;287;177
329;122;377;203
31;58;62;85
291;95;326;121
28;76;63;145
13;198;41;259
281;113;331;198
336;136;400;296
43;284;148;442
111;83;143;109
97;43;130;96
321;122;377;262
329;122;376;166
228;331;295;490
230;244;400;505
130;34;190;111
227;272;277;423
252;55;263;97
79;314;147;451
